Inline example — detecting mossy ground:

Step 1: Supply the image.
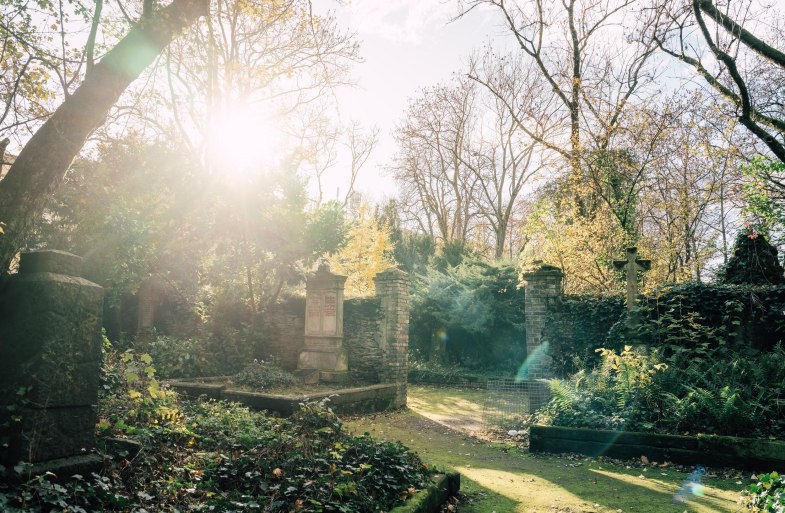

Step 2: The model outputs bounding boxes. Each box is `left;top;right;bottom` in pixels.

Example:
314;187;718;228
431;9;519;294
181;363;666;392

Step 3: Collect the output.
345;385;745;513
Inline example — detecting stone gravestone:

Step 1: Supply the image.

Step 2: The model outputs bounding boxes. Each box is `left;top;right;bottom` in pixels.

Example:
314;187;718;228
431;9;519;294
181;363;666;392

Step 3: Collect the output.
613;247;651;340
297;262;349;384
0;250;103;474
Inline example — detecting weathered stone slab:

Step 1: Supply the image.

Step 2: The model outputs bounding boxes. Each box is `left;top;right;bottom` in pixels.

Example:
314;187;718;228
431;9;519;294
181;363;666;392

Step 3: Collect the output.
168;380;398;415
298;349;348;372
530;425;785;470
302;336;345;352
8;406;98;462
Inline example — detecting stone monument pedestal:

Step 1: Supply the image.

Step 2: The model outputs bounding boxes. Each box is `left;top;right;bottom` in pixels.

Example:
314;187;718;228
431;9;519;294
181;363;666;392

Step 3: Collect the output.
0;250;104;475
297;263;349;383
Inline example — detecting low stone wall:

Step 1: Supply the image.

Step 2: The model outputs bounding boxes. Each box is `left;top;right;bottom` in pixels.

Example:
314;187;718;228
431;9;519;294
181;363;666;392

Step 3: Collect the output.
530;425;785;470
168;380;398;416
389;473;460;513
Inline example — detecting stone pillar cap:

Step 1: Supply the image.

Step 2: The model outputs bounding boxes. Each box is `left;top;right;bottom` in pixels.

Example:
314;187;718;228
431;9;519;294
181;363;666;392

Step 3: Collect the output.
308;261;347;285
374;266;409;279
19;249;83;277
522;261;563;278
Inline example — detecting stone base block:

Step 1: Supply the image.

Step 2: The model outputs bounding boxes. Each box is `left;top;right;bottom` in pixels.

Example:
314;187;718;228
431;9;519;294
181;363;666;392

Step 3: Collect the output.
319;371;350;384
297;349;348;372
10;454;102;482
2;406;97;463
303;336;345;352
293;369;321;385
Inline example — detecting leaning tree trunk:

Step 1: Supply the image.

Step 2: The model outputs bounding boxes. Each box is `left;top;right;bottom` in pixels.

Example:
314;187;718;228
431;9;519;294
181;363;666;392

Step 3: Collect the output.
0;0;210;274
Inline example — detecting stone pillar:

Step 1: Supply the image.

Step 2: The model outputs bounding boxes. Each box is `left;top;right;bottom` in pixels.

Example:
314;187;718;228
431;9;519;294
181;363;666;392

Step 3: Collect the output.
522;262;563;380
297;262;349;383
0;250;103;470
136;276;158;333
374;267;410;408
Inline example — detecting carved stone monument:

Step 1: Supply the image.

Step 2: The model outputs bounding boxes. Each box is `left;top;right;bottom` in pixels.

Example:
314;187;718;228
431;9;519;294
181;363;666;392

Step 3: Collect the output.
0;250;103;473
297;262;349;383
613;246;651;338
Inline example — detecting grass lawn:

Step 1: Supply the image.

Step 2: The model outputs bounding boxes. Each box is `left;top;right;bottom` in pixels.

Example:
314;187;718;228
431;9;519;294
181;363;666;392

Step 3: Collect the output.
344;385;746;513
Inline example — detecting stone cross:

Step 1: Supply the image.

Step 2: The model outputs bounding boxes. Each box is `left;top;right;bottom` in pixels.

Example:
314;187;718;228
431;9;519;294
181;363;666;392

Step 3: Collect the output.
613;247;651;314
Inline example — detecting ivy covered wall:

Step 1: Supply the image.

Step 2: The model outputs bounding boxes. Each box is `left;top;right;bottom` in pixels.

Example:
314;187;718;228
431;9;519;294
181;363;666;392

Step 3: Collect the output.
543;283;785;378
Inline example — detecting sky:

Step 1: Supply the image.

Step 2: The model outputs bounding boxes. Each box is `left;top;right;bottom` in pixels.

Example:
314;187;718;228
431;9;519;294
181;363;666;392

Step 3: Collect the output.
313;1;508;203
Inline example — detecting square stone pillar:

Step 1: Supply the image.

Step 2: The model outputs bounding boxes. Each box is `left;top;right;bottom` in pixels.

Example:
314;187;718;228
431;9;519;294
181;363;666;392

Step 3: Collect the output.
297;262;349;383
374;267;410;408
0;250;103;470
522;262;563;380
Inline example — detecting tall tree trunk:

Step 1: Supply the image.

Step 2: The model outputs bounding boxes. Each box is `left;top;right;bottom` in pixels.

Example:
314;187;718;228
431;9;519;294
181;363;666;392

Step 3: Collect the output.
0;0;210;273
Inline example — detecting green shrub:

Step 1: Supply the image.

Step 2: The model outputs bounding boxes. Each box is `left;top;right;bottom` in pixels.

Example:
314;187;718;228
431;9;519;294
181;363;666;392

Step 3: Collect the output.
2;364;430;512
741;471;785;512
540;342;785;438
716;228;785;286
543;295;625;376
409;259;525;370
539;346;667;431
134;332;211;379
98;345;183;438
233;360;299;390
630;282;785;352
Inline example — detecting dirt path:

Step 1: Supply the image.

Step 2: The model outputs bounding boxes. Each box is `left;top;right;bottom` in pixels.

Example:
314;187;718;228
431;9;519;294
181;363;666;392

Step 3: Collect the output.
344;386;744;513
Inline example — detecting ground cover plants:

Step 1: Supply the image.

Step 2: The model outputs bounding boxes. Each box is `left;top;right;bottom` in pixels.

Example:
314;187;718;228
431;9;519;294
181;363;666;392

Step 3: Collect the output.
539;342;785;438
742;471;785;512
0;348;430;513
233;360;300;390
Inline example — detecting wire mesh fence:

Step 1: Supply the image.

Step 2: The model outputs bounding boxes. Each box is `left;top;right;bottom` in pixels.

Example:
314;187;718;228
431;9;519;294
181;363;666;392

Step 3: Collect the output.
481;378;551;430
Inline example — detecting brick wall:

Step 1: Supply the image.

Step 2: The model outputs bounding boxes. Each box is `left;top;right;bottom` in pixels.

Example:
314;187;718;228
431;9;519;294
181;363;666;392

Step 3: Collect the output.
374;268;410;408
522;264;563;379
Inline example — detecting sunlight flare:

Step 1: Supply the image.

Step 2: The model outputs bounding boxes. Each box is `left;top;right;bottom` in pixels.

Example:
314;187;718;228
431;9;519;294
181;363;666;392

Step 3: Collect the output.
206;105;280;178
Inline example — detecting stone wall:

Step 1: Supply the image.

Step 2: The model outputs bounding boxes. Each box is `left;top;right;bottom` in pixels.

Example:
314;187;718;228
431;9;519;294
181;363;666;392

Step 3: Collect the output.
259;297;305;370
260;291;402;389
344;298;384;382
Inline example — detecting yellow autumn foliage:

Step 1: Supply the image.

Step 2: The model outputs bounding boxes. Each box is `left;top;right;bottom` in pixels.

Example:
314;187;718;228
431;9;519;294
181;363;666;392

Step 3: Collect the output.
327;204;395;297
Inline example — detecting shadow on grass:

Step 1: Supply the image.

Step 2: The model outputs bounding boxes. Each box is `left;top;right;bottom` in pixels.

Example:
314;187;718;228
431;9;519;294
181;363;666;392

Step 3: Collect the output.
346;408;742;513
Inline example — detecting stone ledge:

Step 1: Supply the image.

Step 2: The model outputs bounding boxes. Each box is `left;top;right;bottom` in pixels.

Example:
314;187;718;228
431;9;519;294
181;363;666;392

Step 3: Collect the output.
389;473;459;513
9;454;103;483
166;380;399;416
530;425;785;470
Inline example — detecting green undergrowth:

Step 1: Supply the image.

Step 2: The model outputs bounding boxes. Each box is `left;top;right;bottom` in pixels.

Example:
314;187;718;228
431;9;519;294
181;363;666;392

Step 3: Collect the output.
0;349;430;513
233;360;299;390
541;344;785;438
407;360;512;387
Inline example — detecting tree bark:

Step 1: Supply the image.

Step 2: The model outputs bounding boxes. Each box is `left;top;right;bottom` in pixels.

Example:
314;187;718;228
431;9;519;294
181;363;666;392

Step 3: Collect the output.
0;0;210;274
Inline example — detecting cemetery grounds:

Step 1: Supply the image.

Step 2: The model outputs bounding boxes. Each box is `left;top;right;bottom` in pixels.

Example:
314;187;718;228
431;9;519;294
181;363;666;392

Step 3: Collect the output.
345;385;745;513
